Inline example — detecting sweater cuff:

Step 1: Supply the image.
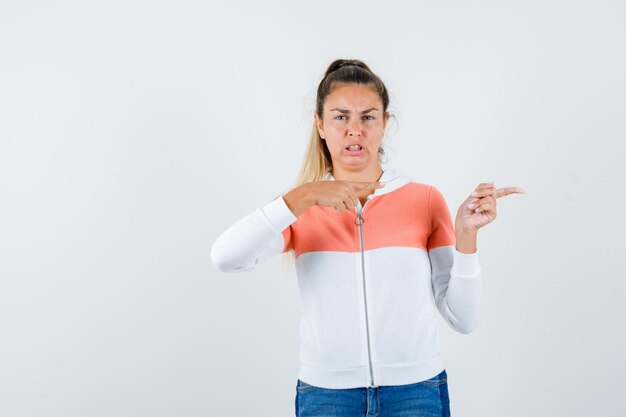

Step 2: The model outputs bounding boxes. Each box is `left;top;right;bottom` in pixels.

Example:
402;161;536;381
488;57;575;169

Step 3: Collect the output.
451;248;481;278
259;195;298;234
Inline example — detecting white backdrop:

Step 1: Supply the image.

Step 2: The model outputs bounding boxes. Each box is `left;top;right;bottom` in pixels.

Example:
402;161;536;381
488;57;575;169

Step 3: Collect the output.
1;1;624;416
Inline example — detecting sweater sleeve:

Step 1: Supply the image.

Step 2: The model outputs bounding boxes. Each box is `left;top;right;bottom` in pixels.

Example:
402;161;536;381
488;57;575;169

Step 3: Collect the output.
427;185;483;334
210;195;298;272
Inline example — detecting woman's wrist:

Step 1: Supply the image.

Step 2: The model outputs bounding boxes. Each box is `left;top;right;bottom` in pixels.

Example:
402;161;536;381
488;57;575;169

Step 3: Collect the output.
455;226;478;254
283;185;313;217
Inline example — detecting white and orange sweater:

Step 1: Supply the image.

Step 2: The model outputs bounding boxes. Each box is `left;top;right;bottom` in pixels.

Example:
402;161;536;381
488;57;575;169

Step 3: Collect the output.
210;167;483;389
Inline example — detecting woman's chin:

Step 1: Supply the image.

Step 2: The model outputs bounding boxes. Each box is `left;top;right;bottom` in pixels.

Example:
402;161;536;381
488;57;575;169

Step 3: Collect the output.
341;150;369;161
336;156;372;169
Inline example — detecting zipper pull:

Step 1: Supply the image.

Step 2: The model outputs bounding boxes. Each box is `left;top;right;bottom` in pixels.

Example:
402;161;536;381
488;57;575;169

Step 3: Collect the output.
355;210;366;225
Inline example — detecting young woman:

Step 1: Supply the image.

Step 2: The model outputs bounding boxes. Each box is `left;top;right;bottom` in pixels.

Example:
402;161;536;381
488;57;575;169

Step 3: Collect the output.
211;58;525;417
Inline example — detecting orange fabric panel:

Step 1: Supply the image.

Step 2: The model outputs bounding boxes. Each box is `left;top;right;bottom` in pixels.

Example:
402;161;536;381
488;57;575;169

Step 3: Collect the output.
280;182;456;258
357;182;431;251
284;182;456;258
292;205;360;257
426;185;456;250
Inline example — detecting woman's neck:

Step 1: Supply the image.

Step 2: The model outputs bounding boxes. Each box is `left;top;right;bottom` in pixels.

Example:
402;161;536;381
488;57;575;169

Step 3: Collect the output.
331;165;384;183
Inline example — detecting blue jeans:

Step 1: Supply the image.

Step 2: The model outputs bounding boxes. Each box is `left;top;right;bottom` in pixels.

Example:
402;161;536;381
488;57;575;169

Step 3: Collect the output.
295;369;450;417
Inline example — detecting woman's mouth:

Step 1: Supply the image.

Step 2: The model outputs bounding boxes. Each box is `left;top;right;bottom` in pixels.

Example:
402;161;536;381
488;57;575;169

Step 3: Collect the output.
345;144;364;155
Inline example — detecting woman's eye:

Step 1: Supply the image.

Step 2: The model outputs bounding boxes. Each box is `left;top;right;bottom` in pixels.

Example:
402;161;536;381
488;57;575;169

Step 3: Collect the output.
334;115;374;120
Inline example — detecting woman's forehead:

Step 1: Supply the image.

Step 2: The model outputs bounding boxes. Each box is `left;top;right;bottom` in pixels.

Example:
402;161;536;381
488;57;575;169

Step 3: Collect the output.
326;84;381;108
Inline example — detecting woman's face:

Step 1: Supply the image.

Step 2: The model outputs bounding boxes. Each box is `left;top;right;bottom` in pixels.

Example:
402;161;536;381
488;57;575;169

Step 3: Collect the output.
315;83;389;171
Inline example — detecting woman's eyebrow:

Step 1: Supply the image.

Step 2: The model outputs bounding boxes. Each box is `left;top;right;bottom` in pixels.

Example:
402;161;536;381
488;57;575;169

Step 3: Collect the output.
329;107;379;114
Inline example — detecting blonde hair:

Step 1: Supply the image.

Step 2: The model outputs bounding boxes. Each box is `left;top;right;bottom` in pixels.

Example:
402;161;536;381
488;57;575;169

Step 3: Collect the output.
279;58;394;278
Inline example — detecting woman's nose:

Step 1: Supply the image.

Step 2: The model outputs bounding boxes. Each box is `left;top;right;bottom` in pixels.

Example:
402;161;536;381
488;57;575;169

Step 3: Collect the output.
348;119;362;136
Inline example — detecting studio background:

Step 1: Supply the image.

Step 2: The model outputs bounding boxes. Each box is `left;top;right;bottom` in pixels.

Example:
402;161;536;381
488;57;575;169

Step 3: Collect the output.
1;1;624;416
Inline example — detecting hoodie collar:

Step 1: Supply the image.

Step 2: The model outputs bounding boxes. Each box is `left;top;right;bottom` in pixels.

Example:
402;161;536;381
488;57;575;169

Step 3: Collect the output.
322;167;411;197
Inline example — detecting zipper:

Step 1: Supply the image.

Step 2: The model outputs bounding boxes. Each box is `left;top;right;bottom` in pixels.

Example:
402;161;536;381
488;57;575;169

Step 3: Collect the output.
355;194;378;388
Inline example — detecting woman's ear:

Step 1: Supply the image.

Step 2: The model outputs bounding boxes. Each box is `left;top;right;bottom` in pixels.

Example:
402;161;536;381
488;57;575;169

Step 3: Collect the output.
314;113;325;139
383;111;390;130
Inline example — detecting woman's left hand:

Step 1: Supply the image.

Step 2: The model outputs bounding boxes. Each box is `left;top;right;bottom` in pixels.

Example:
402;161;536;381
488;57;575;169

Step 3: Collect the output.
455;182;526;232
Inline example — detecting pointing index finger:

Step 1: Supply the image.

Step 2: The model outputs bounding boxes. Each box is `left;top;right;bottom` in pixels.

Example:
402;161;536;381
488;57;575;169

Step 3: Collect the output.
495;186;526;198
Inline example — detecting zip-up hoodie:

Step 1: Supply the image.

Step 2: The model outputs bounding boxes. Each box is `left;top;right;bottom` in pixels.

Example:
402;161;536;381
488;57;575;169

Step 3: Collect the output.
210;167;483;389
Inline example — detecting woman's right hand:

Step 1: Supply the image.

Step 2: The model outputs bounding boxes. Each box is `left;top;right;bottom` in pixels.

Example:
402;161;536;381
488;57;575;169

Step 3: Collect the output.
282;180;386;217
